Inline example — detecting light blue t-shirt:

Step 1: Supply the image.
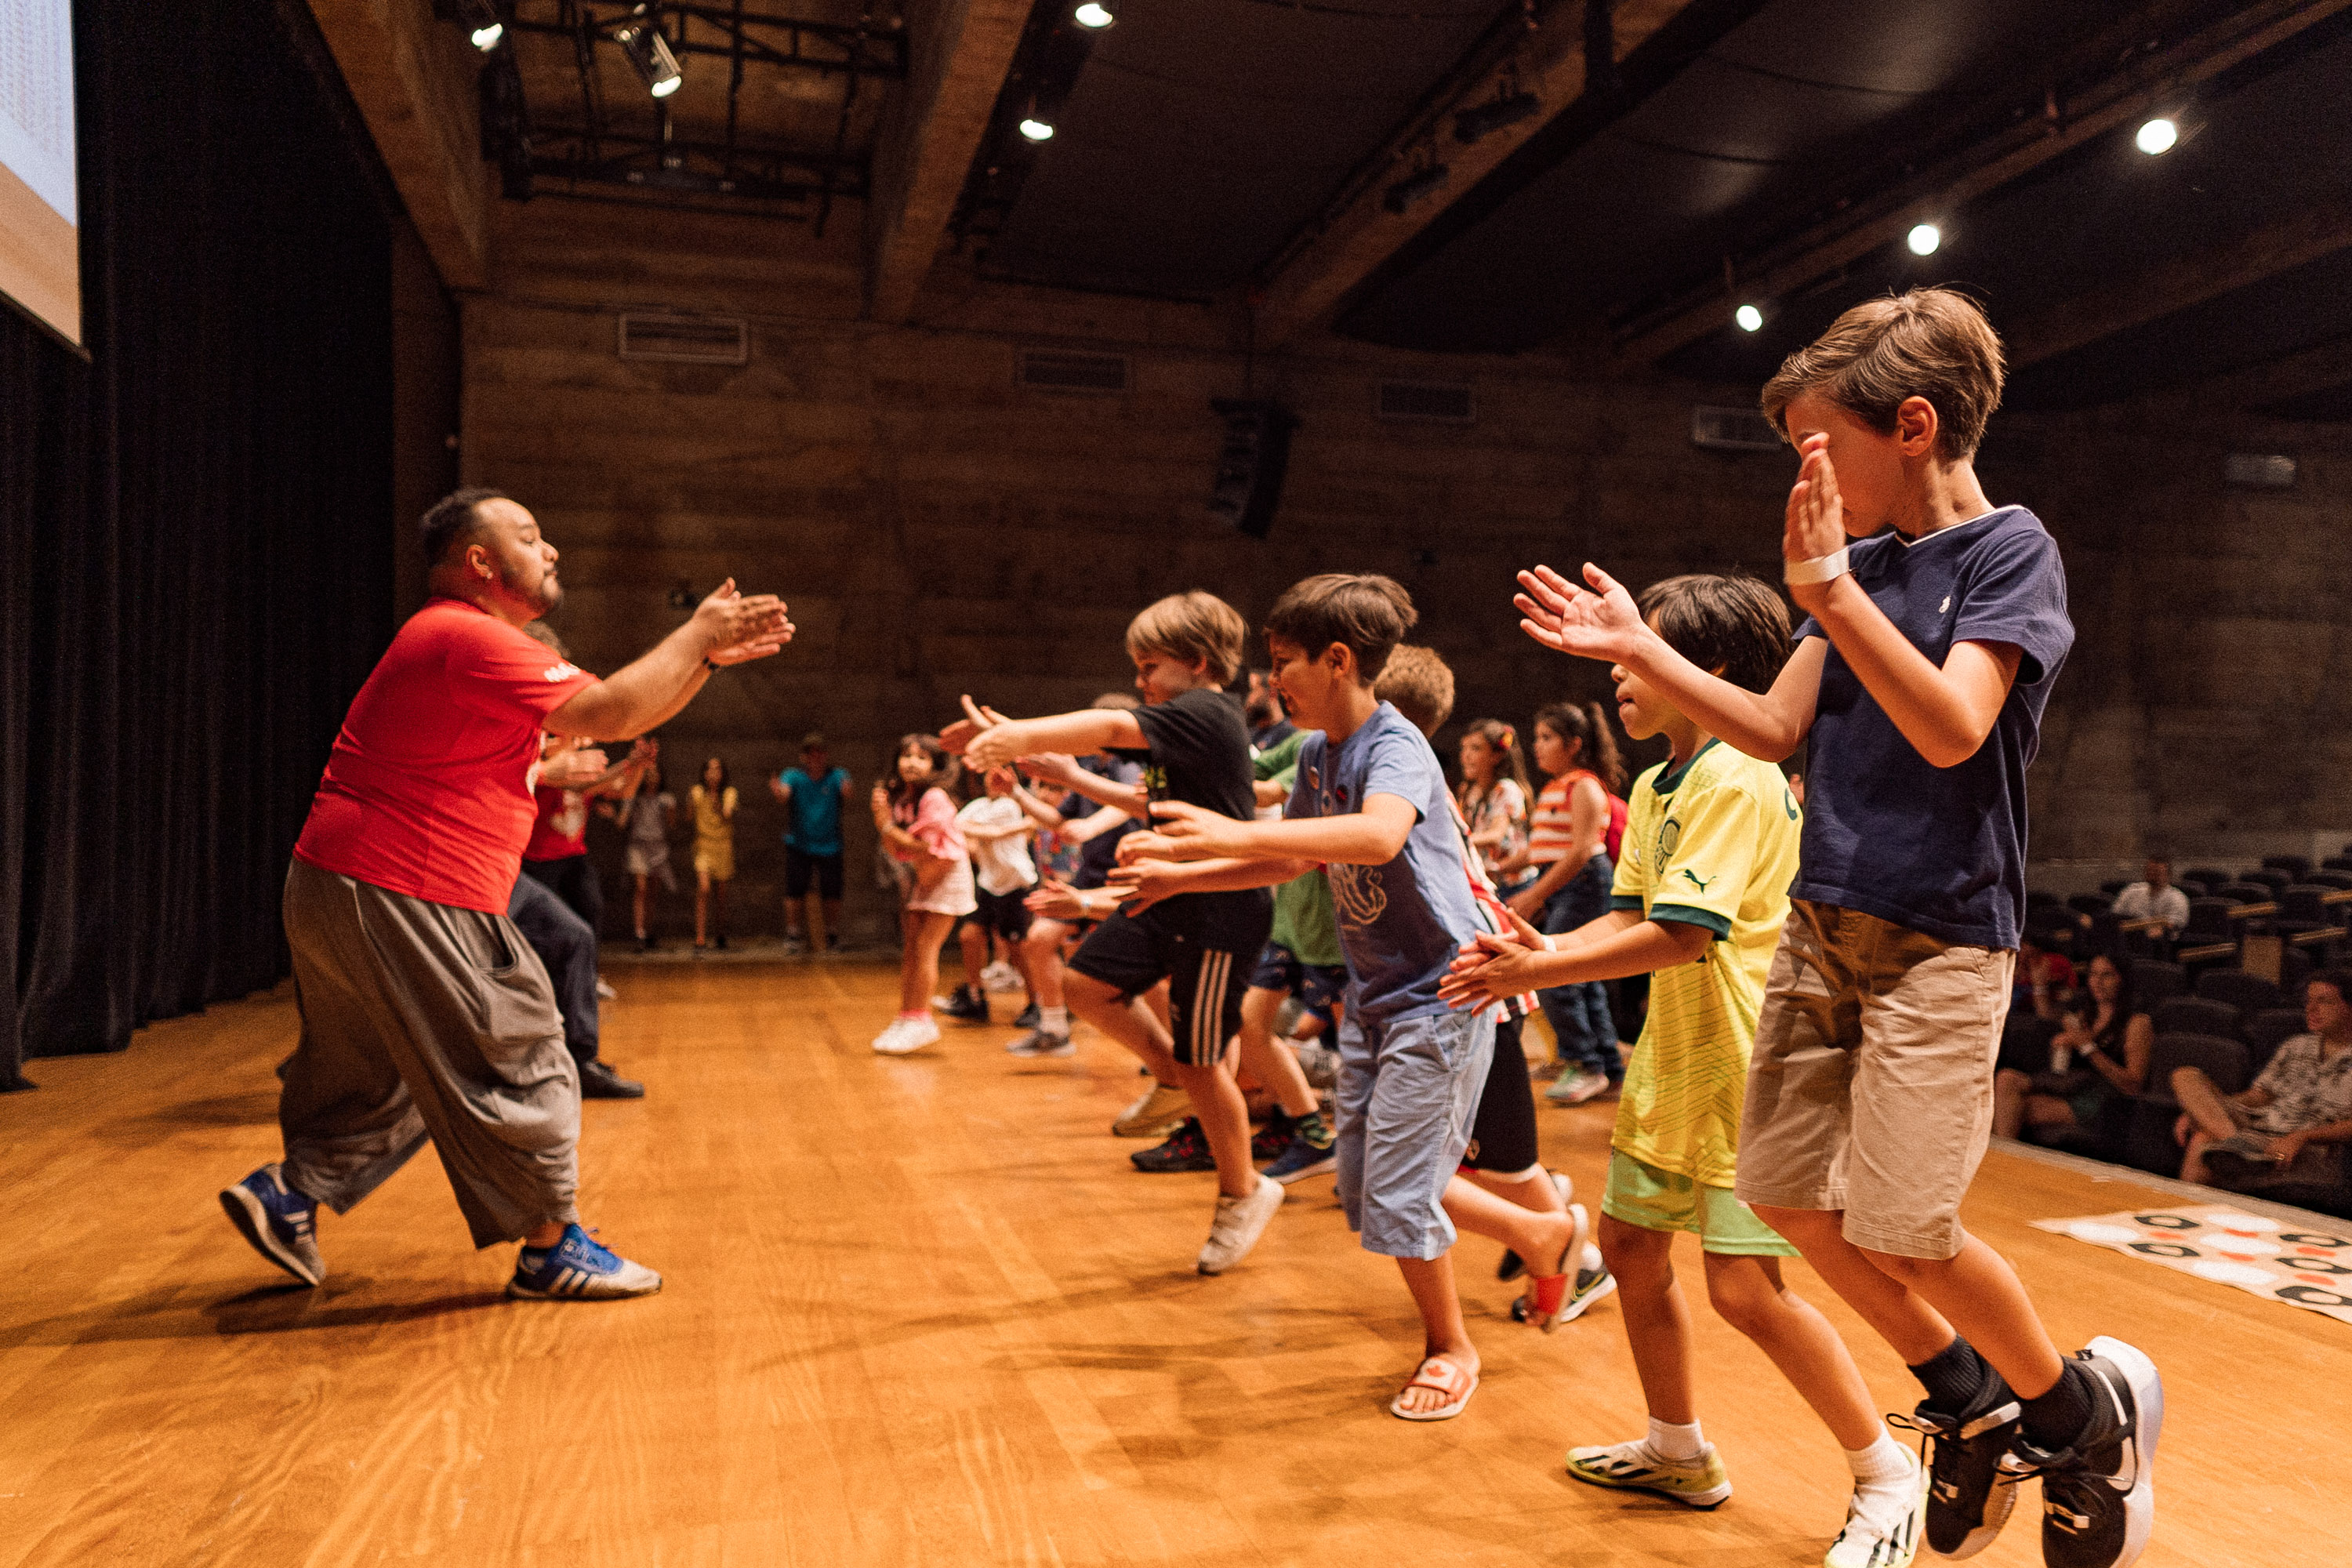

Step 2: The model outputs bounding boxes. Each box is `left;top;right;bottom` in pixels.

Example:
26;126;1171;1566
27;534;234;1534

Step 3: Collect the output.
1287;702;1482;1022
779;765;851;855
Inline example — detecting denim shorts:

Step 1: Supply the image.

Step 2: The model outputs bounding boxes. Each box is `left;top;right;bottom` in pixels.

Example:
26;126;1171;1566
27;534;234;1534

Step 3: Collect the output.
1334;1005;1495;1260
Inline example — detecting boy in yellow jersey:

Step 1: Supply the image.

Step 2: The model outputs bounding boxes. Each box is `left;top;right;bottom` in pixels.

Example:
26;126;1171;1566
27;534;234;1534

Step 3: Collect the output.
1444;574;1924;1568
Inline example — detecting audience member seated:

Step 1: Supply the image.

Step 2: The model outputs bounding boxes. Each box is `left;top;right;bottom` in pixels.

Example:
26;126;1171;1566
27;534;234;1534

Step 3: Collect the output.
2172;970;2352;1195
2015;931;2077;1021
2112;855;2190;940
1995;952;2150;1145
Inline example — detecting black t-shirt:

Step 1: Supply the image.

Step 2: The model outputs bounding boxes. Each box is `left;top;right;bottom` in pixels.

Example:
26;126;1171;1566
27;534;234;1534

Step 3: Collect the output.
1068;755;1142;891
1113;687;1272;939
1251;718;1298;751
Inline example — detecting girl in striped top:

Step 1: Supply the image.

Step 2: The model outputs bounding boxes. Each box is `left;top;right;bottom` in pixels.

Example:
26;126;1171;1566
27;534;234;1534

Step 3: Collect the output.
1509;702;1628;1103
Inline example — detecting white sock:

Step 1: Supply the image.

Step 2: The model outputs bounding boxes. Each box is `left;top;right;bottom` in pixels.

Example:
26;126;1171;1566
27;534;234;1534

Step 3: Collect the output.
1042;1006;1069;1033
1647;1417;1705;1462
1846;1431;1913;1484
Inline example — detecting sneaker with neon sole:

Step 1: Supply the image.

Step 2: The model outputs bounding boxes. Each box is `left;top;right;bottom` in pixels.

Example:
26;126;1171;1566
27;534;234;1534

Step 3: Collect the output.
219;1163;324;1287
1566;1436;1732;1508
1261;1110;1337;1183
1824;1454;1927;1568
507;1223;662;1300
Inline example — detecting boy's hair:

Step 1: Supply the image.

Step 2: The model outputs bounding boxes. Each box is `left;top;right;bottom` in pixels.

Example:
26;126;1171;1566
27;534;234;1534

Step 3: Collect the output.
1126;592;1247;688
1760;288;2005;460
801;731;827;752
421;486;510;568
519;619;568;658
1636;573;1792;695
2307;971;2352;1005
887;731;958;805
1263;573;1417;683
1461;717;1532;797
1374;644;1454;739
1534;701;1626;795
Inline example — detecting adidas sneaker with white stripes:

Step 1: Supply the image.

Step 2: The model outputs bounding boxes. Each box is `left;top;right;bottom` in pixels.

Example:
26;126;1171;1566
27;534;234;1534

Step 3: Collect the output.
507;1223;662;1301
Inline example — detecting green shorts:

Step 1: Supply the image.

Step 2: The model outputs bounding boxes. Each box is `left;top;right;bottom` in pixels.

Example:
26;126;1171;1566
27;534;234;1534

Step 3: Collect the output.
1602;1150;1798;1257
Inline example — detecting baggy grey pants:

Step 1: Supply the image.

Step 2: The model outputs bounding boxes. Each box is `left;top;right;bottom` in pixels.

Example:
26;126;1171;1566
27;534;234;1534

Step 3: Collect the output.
278;858;582;1249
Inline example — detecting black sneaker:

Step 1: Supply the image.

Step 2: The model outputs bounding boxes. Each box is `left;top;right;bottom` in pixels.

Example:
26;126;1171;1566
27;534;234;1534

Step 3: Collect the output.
2006;1338;2162;1568
579;1059;646;1099
1890;1380;2023;1559
1014;1000;1040;1030
1250;1109;1294;1163
937;986;991;1024
1131;1118;1216;1173
713;933;728;951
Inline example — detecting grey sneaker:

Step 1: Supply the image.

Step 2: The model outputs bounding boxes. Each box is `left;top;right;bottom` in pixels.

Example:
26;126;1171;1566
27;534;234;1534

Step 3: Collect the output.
1196;1174;1283;1275
1547;1069;1609;1105
1006;1028;1074;1058
1113;1081;1192;1137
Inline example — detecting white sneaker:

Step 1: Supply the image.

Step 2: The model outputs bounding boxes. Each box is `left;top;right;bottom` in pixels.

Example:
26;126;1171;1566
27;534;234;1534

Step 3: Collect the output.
1824;1453;1927;1568
871;1016;942;1054
1196;1174;1283;1275
595;976;618;1000
1113;1081;1192;1137
981;960;1023;993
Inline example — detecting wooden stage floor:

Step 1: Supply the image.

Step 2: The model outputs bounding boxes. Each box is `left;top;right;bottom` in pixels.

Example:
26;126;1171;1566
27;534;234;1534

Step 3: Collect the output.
6;960;2347;1566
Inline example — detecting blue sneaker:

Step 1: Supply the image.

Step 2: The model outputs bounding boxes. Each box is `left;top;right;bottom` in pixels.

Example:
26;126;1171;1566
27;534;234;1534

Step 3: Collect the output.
219;1163;324;1287
506;1223;663;1301
1261;1112;1338;1185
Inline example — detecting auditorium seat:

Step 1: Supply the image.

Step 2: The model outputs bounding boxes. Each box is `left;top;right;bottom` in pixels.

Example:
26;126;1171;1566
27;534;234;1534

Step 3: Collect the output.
2154;996;2240;1038
2068;893;2113;917
2195;969;2286;1017
2132;960;2187;1005
2118;1032;2252;1176
2263;855;2313;881
2242;1007;2307;1072
2183;867;2234;892
2239;868;2293;896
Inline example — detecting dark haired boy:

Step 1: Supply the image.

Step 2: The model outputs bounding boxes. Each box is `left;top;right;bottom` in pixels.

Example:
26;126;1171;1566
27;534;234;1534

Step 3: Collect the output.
1515;289;2158;1568
952;593;1279;1275
1115;574;1497;1421
1449;574;1922;1568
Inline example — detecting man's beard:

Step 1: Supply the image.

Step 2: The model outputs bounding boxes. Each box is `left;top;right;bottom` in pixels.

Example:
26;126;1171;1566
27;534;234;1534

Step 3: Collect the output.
504;562;563;613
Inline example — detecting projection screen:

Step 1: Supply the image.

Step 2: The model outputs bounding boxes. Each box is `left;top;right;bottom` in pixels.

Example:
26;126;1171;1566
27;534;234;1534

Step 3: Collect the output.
0;0;78;347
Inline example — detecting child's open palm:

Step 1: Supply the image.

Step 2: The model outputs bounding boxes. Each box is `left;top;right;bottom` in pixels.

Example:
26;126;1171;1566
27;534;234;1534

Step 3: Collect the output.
1784;433;1846;567
1515;563;1646;665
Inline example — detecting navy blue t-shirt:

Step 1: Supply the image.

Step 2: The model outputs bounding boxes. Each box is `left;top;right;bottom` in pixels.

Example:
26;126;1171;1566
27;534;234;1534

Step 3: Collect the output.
1793;506;2072;951
1287;702;1482;1022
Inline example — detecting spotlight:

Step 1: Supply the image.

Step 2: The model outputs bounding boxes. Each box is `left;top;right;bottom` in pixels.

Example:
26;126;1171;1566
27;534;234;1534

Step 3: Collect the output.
456;0;504;50
1907;222;1941;256
1734;303;1763;333
1454;90;1541;143
2136;116;2178;155
614;8;684;99
1074;2;1115;27
1018;115;1054;142
1382;162;1450;215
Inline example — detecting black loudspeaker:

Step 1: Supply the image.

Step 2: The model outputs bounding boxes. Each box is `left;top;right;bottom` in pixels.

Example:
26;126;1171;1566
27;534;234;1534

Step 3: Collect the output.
1208;398;1299;539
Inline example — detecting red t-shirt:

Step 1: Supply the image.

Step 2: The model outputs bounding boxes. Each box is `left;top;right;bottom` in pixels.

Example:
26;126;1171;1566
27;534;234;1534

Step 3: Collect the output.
524;785;590;862
293;598;600;913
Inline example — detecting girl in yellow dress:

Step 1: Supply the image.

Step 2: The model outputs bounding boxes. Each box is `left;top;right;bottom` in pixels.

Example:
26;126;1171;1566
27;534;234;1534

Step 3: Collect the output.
690;756;739;952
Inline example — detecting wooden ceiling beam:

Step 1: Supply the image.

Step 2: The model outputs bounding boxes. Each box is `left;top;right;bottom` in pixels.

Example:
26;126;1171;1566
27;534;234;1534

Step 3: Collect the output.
306;0;491;291
1247;0;1696;351
2189;332;2352;412
2009;199;2352;368
862;0;1030;325
1613;0;2352;368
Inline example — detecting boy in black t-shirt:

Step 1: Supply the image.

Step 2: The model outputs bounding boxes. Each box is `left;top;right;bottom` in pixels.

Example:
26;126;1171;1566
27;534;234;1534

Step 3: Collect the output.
951;592;1280;1275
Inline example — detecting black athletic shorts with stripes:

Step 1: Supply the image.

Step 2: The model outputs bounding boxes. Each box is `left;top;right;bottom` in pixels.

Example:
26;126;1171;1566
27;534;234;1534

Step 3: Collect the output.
1069;906;1269;1067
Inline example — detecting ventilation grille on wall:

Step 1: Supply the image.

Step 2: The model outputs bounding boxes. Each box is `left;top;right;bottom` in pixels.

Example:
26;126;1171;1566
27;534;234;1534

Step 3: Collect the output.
1017;350;1131;393
1377;380;1475;423
1690;405;1782;452
617;314;750;365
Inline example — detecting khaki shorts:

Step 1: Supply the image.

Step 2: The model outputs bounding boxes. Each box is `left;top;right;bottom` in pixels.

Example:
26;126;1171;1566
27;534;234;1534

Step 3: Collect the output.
1733;901;2014;1260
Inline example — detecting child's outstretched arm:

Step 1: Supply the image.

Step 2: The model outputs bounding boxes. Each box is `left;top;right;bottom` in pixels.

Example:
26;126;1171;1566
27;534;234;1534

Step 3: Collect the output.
1121;797;1417;869
1778;434;2020;768
1438;908;1703;1007
1105;855;1309;916
1516;564;1826;763
945;695;1145;771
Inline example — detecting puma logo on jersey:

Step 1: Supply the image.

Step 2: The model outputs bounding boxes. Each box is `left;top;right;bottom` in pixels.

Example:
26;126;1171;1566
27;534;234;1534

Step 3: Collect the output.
1678;869;1715;892
543;661;581;682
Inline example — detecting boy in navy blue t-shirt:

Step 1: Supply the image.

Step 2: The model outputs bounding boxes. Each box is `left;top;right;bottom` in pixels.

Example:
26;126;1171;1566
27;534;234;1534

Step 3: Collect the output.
1113;574;1497;1423
1515;290;2159;1568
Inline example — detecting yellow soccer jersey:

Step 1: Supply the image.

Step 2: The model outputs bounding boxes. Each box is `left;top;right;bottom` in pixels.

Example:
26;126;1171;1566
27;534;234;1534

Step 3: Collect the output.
1607;740;1802;1187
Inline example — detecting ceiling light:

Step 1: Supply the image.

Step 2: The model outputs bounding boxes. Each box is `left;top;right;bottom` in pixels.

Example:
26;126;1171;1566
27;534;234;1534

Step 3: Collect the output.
456;0;504;50
1907;222;1941;256
1382;162;1450;215
1073;2;1115;27
614;9;684;99
1454;91;1541;143
2136;116;2179;155
1734;303;1763;333
1018;115;1054;142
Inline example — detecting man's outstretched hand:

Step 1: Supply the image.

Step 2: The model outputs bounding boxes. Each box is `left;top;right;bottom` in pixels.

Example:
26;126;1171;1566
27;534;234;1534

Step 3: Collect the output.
696;579;793;666
1515;563;1648;666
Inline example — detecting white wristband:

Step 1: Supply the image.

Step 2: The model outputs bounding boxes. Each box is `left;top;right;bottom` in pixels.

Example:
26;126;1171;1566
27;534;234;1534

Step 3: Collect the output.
1784;546;1851;586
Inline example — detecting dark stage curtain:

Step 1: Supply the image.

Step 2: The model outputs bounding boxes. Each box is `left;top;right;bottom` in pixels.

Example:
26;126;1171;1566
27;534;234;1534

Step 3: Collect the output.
0;0;399;1087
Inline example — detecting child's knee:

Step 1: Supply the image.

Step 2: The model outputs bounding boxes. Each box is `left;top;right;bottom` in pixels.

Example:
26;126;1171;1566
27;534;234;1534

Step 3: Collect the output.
1702;1258;1785;1336
1597;1214;1672;1285
1857;1245;1955;1287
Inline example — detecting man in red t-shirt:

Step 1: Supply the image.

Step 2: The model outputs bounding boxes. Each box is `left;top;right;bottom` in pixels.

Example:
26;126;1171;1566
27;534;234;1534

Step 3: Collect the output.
220;487;789;1300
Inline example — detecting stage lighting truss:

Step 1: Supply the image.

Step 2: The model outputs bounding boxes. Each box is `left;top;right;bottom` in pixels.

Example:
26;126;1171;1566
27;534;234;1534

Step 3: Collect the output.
482;2;909;226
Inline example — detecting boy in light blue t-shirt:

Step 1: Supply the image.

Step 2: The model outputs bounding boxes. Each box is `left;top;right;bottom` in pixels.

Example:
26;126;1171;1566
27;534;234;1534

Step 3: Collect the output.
1114;573;1496;1425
